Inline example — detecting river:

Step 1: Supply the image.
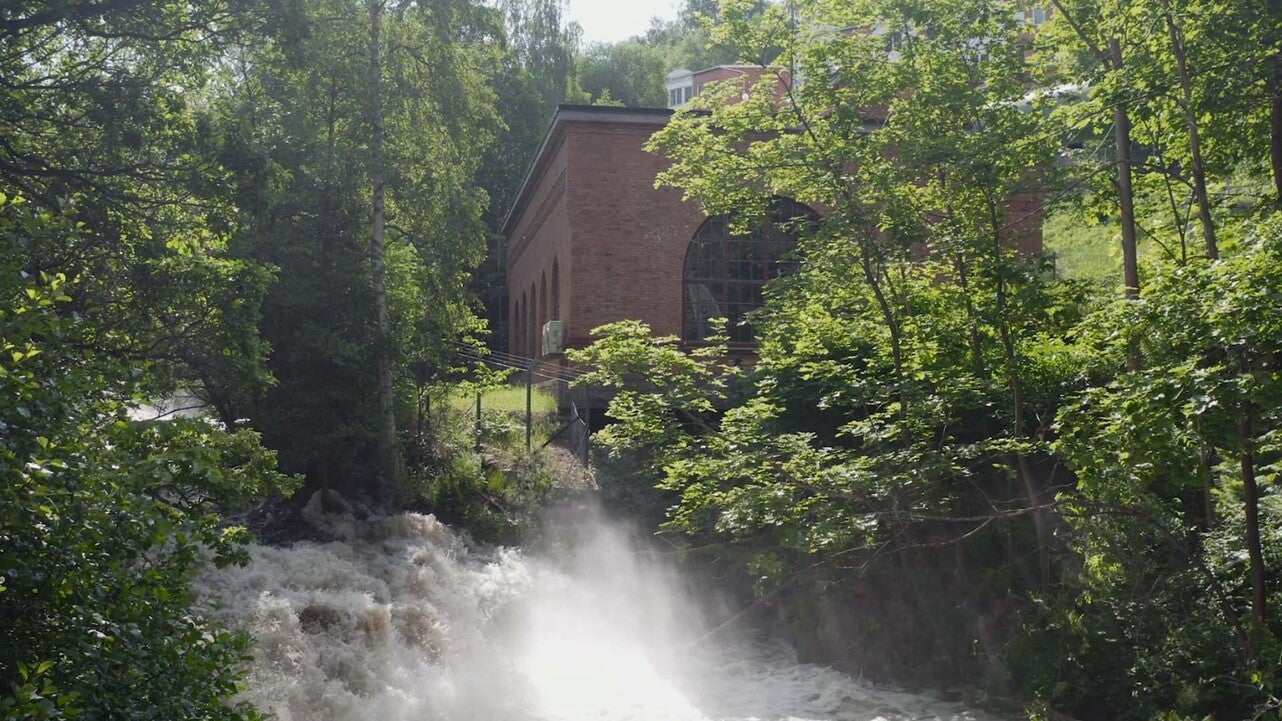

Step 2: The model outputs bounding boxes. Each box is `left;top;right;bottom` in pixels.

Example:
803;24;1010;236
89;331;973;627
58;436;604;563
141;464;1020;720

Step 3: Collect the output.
196;505;998;721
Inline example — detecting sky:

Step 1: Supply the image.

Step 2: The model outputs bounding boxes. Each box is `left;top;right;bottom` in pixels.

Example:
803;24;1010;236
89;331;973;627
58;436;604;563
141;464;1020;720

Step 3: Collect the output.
564;0;681;44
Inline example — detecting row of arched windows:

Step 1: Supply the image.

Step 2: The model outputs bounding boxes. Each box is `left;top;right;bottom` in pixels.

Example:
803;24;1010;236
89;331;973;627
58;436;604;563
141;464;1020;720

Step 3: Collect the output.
513;257;559;359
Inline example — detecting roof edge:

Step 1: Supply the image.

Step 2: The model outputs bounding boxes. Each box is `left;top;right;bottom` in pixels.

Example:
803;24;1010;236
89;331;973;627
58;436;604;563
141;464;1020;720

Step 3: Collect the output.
499;104;674;238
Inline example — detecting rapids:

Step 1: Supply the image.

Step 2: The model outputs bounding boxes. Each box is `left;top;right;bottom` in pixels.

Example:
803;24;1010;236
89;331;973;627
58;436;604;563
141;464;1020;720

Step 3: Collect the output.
196;507;998;721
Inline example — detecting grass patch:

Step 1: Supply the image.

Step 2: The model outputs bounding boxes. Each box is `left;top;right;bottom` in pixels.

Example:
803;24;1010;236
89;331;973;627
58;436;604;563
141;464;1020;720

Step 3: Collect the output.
412;383;591;543
1044;207;1119;282
1041;177;1258;283
448;384;557;414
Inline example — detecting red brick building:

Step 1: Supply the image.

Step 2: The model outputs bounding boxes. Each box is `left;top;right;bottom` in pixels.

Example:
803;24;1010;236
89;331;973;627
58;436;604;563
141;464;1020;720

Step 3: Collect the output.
665;65;793;109
503;105;710;357
502;103;1044;358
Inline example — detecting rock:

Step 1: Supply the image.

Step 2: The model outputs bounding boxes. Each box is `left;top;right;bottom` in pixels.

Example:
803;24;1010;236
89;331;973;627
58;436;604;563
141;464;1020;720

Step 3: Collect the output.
298;604;344;634
301;489;357;542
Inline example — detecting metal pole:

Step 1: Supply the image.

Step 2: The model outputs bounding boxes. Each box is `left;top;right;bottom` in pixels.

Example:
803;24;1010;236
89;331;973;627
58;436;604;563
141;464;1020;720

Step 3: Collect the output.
414;382;424;467
526;362;534;452
581;385;591;466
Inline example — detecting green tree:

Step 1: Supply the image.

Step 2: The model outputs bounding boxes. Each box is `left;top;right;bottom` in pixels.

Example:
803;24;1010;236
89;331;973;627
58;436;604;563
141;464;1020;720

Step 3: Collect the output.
576;41;668;107
0;196;298;719
574;0;1105;686
216;0;500;498
648;0;1073;573
0;0;280;427
642;0;749;72
598;1;1282;716
1;3;310;711
1043;0;1279;274
478;0;583;227
1043;0;1143;297
1035;217;1282;718
473;0;584;350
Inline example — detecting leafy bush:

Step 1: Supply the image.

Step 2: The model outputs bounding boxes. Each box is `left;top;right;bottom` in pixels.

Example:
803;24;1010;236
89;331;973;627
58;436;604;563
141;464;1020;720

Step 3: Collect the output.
1014;216;1282;719
407;384;591;543
0;197;298;719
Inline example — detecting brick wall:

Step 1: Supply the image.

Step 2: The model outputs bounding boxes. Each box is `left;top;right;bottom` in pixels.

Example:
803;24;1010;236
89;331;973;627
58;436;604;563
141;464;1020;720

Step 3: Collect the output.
506;137;570;356
691;66;792;105
504;108;1045;358
506;116;707;355
563;120;705;348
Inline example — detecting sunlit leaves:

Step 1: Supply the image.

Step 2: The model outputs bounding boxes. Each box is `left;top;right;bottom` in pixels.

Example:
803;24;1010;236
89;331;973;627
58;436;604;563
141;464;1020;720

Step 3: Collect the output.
0;197;295;719
214;0;501;491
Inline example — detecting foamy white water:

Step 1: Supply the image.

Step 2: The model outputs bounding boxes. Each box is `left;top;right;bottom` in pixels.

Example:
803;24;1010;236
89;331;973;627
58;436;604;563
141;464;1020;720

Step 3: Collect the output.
196;508;998;721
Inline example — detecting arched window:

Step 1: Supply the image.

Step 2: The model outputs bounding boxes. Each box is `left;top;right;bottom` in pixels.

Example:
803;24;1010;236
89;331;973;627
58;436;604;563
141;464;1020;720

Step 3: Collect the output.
529;282;537;356
512;298;519;353
518;292;527;357
683;198;813;345
551;258;560;321
539;271;548;335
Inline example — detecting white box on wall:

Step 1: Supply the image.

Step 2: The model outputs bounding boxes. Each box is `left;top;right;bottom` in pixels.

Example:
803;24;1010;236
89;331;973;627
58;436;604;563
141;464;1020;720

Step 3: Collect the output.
542;320;565;356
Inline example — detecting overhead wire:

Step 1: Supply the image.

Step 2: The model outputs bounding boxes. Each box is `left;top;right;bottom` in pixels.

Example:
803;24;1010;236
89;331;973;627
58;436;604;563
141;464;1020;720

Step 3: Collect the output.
450;339;588;375
449;340;592;385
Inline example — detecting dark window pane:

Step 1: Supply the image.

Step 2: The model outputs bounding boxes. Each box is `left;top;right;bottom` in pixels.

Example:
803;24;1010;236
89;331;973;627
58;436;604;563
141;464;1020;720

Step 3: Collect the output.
684;201;811;343
730;236;757;255
700;239;723;278
700;216;728;240
729;312;755;343
684;282;724;341
728;240;767;280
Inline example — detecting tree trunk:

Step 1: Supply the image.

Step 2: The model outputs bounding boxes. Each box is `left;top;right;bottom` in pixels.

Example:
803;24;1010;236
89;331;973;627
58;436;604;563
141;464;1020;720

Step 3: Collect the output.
1043;3;1141;299
858;236;909;445
1269;0;1282;205
954;254;986;378
1016;454;1052;586
369;0;401;500
1239;400;1266;657
1272;66;1282;206
1109;38;1140;302
1200;447;1217;529
1161;2;1217;259
990;199;1051;586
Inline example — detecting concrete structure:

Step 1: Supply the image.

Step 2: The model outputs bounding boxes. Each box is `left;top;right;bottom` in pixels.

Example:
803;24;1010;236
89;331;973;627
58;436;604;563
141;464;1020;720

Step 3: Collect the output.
665;69;695;108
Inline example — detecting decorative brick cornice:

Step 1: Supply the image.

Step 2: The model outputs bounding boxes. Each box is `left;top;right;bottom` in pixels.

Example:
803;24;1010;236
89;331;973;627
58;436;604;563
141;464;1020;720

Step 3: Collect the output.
508;169;565;267
500;105;673;239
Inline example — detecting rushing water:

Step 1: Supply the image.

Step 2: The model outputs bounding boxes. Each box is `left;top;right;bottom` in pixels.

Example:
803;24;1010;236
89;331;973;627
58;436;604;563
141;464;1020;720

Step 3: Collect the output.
196;505;997;721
